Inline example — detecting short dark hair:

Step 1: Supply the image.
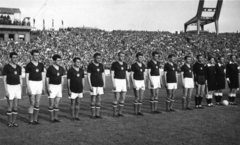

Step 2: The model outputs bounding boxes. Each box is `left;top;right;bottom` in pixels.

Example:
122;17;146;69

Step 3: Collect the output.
52;54;61;61
184;55;191;60
230;54;236;59
31;49;39;56
118;51;124;57
94;53;101;58
168;54;176;59
136;52;143;58
10;52;18;58
218;56;224;60
73;57;81;62
197;54;203;59
208;56;214;61
152;51;158;57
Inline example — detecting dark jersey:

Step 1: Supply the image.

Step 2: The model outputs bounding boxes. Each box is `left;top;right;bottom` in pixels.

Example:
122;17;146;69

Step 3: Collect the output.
147;60;161;76
164;62;177;83
2;64;22;85
131;62;146;80
215;63;225;77
205;64;217;91
67;67;84;93
87;62;104;87
215;63;226;89
193;62;205;76
25;62;44;81
46;65;65;85
181;64;193;78
111;61;128;79
226;61;239;88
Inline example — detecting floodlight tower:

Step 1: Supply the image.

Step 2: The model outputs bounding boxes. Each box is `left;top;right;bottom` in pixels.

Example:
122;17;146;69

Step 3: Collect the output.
184;0;223;35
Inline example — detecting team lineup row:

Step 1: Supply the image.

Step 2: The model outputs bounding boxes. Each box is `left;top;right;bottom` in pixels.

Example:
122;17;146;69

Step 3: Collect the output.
2;50;239;127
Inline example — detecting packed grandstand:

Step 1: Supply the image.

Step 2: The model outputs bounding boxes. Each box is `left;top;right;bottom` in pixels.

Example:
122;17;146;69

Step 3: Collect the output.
0;28;240;74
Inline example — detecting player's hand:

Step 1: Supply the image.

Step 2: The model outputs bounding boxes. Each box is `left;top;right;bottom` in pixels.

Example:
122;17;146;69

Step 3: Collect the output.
47;88;52;94
226;78;230;83
27;87;32;96
113;85;116;90
195;82;198;87
103;86;106;92
68;90;71;96
182;83;185;88
150;82;154;88
42;88;45;95
89;86;93;92
5;91;9;98
128;84;131;89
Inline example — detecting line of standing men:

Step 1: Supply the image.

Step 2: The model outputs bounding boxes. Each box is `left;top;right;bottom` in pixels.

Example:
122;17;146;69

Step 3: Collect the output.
2;50;238;127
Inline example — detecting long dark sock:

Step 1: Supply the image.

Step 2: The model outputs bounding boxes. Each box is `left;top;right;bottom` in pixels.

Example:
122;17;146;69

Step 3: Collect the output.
150;99;154;112
199;97;203;105
112;103;118;116
133;101;138;114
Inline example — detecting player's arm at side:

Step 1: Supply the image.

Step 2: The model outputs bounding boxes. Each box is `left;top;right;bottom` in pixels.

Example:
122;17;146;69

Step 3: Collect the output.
110;63;116;90
46;69;51;94
25;73;31;94
147;67;152;83
102;72;105;89
67;69;71;96
41;67;46;94
163;64;167;87
3;75;9;97
61;69;65;90
82;70;85;90
181;71;184;87
19;67;23;95
226;64;230;83
126;70;130;89
87;64;93;91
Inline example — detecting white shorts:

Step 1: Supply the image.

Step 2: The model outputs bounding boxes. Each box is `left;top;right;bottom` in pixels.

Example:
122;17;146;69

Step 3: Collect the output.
69;92;83;99
167;83;177;90
133;80;145;90
7;84;21;100
183;78;194;88
113;79;127;92
90;87;104;95
148;76;161;89
48;84;62;99
28;81;43;95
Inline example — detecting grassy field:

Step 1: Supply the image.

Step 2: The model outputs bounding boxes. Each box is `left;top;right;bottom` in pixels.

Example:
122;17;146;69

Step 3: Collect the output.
0;76;239;145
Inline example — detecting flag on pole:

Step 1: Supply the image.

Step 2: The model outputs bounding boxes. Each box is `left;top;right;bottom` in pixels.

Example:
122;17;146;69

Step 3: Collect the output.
52;19;54;28
62;20;64;27
33;18;35;27
43;19;45;30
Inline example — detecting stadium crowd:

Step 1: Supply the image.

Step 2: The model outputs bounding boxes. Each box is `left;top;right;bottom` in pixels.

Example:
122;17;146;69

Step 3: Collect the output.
0;28;240;73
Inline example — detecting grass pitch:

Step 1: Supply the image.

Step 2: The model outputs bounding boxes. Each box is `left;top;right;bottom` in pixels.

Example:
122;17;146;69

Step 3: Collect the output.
0;77;239;145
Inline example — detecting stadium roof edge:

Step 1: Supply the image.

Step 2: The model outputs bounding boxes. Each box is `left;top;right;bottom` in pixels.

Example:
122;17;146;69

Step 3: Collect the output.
0;7;21;14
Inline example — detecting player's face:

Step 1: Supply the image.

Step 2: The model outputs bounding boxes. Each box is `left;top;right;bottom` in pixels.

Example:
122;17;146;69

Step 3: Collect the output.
32;52;39;62
186;57;191;64
153;54;159;61
170;57;176;63
198;56;204;63
74;59;81;68
94;55;101;64
118;53;125;62
210;58;215;64
220;57;224;64
11;55;18;64
55;58;62;66
231;56;236;62
137;55;143;63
